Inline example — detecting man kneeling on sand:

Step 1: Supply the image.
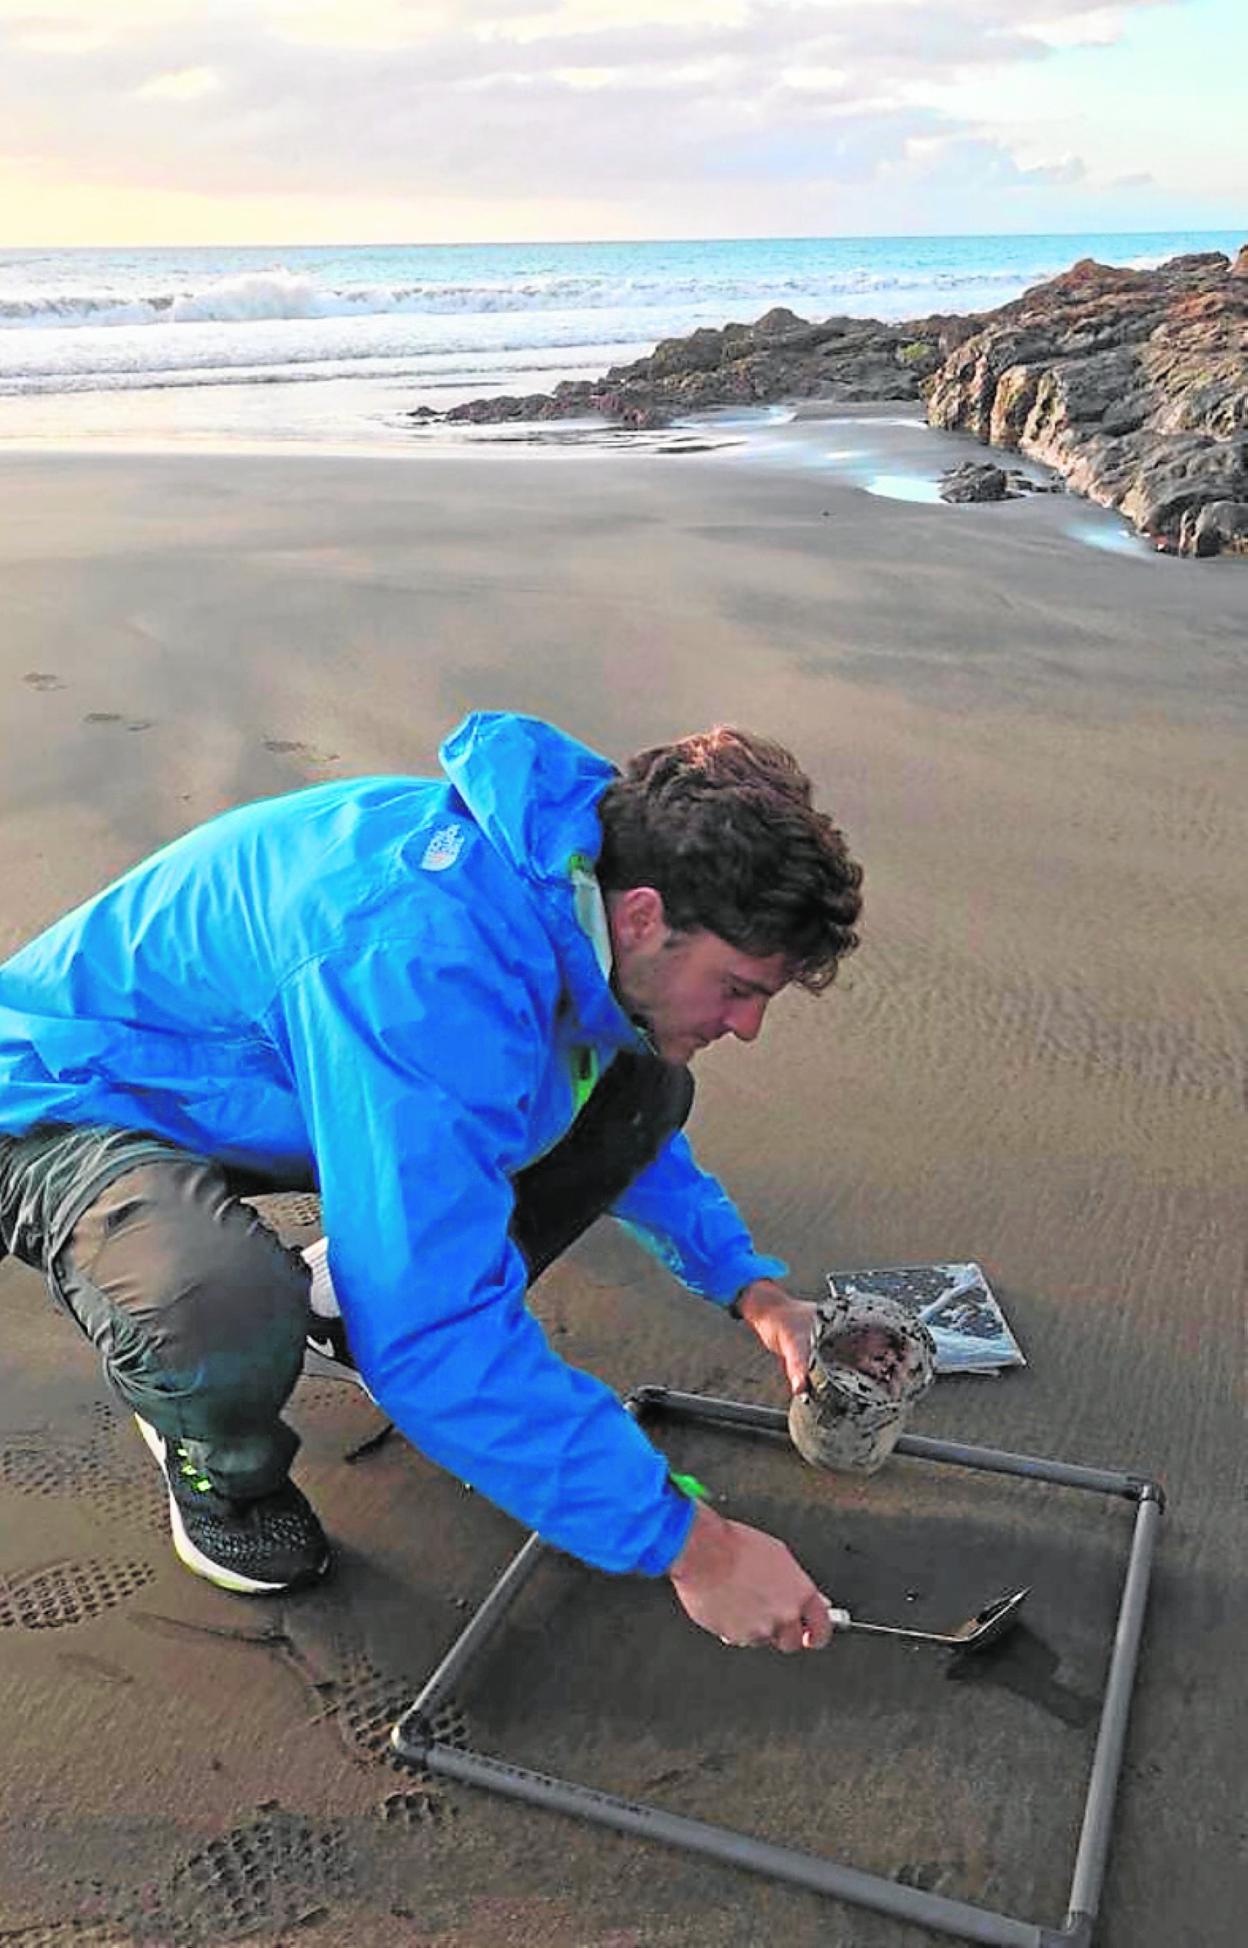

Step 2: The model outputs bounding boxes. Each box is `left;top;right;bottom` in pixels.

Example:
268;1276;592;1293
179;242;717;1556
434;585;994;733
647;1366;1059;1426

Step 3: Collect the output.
0;712;865;1654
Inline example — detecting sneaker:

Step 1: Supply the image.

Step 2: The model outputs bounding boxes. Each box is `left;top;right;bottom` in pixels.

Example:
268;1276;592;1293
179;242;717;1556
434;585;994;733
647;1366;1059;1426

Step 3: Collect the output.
302;1236;377;1401
304;1309;375;1391
135;1417;330;1595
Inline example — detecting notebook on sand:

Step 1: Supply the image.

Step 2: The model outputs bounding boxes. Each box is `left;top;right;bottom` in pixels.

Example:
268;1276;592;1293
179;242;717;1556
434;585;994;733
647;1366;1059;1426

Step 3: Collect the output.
826;1261;1026;1375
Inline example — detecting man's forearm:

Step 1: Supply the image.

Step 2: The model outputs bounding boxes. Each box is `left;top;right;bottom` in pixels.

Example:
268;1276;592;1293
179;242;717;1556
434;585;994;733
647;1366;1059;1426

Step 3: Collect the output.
731;1278;786;1324
729;1278;817;1395
667;1499;835;1652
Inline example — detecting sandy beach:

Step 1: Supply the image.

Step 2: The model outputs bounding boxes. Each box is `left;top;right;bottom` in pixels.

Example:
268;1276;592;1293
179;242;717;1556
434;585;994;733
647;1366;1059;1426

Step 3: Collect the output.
1;421;1244;1947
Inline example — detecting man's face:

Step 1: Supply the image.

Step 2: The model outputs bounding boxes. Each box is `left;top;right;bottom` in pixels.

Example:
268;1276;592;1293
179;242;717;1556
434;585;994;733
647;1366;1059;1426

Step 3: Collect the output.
607;888;789;1066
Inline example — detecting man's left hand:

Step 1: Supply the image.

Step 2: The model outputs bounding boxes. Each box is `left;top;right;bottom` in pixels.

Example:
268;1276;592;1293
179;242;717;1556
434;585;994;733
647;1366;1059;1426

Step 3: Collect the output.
733;1279;816;1395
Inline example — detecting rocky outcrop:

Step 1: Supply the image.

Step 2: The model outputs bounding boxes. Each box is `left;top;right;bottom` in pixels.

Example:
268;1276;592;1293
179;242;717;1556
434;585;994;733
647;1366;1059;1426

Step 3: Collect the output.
926;251;1248;555
416;246;1247;557
439;309;980;431
938;461;1066;503
940;461;1011;502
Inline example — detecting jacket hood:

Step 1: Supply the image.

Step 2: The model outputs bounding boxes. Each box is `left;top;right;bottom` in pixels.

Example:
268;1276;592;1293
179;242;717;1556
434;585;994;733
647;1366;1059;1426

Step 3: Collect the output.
439;711;640;1053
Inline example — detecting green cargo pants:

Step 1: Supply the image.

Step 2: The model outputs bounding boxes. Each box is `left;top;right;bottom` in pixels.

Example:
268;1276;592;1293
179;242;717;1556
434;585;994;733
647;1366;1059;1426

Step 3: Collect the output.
0;1053;693;1501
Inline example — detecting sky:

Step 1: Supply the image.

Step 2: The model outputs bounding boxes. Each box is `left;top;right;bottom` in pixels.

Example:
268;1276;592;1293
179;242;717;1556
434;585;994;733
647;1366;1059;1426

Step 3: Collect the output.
1;0;1243;246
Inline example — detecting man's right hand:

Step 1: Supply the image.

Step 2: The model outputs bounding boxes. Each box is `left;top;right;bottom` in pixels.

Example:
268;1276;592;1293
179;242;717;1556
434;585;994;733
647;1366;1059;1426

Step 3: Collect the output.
667;1500;835;1652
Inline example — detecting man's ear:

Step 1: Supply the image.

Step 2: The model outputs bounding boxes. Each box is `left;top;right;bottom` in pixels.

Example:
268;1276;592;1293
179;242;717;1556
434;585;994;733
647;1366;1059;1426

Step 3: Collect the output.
607;885;667;953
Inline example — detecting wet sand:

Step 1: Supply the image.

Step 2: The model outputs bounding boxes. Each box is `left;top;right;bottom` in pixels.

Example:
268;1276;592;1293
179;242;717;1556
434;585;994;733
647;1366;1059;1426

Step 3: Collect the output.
1;422;1245;1947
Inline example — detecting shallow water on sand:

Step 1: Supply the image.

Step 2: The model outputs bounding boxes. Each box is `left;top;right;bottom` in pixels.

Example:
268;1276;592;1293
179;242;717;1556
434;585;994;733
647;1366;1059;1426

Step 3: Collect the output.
865;472;945;505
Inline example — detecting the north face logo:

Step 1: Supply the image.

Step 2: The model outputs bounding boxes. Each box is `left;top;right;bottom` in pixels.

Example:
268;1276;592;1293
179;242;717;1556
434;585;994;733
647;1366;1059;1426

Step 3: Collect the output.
420;822;466;872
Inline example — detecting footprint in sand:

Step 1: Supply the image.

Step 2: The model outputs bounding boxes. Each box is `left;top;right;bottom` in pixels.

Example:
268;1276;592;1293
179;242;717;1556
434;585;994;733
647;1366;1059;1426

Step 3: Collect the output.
18;1805;357;1943
22;670;65;691
264;738;341;764
83;712;155;732
251;1189;323;1231
0;1556;155;1630
128;1601;467;1780
0;1400;166;1531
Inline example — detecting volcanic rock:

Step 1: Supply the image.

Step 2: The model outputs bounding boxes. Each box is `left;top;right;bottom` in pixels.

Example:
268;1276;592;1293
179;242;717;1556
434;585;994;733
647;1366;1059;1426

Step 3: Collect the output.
926;250;1248;555
940;461;1011;502
437;310;979;431
416;246;1247;556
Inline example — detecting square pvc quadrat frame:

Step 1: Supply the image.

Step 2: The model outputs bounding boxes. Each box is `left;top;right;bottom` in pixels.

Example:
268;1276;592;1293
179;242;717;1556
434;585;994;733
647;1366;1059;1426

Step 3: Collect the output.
392;1387;1164;1948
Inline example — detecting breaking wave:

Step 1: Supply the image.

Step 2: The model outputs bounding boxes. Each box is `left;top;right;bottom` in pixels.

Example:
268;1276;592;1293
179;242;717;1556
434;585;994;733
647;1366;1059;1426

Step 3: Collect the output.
0;256;1146;334
1;230;1238;407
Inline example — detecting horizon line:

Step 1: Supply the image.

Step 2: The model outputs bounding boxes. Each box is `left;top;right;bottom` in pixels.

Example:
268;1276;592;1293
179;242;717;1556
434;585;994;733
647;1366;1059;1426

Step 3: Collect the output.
1;223;1242;256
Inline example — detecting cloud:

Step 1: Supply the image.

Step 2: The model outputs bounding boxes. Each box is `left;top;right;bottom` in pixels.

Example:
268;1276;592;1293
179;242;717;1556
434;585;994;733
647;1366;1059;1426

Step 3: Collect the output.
1015;153;1087;185
133;64;220;100
12;23;110;52
0;1;1182;215
878;131;1090;201
1017;5;1137;49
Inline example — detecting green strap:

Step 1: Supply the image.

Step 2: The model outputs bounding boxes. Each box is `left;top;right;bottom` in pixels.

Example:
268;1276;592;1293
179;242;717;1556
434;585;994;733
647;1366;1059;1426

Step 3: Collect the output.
566;850;610;1115
568;850;613;976
570;1043;600;1116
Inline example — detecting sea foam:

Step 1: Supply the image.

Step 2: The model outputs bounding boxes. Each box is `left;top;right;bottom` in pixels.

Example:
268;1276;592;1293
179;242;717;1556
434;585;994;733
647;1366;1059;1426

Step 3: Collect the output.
1;229;1240;421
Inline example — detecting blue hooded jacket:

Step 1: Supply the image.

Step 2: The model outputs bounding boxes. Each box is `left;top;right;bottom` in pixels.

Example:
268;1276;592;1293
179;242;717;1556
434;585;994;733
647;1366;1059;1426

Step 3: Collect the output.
0;712;785;1573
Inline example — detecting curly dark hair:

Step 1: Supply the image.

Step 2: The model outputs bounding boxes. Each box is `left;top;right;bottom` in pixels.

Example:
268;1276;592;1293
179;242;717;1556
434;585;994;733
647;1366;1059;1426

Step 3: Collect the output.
596;727;863;992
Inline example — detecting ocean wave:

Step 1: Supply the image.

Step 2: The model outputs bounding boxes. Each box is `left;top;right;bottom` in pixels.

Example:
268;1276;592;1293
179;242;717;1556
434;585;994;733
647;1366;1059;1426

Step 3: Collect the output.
0;295;174;328
0;257;1072;333
0;341;648;397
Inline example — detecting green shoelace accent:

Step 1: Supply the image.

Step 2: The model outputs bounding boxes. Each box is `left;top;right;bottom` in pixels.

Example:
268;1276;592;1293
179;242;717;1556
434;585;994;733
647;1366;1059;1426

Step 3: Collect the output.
177;1451;214;1494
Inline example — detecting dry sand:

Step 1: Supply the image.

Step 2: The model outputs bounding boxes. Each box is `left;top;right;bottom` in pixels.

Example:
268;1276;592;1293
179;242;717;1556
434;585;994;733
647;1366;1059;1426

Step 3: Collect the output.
0;419;1244;1947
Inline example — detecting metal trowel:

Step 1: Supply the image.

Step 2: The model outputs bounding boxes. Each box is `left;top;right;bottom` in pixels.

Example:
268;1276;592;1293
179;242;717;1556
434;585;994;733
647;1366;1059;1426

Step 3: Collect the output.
826;1587;1030;1655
